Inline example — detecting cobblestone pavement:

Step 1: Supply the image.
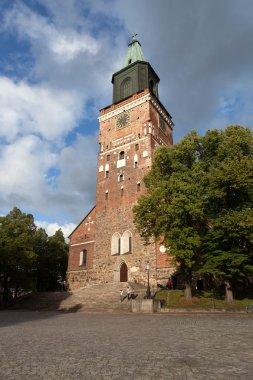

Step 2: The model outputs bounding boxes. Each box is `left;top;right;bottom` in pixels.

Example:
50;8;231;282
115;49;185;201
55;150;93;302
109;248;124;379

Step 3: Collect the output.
0;311;253;380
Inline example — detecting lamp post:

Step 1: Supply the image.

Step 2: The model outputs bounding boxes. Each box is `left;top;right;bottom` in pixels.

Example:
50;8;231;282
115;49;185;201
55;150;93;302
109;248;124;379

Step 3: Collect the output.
146;260;151;299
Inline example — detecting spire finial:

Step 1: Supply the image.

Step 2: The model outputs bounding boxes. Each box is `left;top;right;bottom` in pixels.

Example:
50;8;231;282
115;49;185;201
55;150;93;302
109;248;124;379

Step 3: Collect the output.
131;33;138;42
122;33;145;68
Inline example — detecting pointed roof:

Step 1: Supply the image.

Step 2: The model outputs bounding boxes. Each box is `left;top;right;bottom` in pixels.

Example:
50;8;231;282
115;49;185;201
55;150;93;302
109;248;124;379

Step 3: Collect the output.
122;33;145;68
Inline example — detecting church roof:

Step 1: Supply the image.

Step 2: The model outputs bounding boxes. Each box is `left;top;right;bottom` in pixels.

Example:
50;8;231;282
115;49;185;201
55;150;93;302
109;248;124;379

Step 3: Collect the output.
68;205;96;238
122;34;145;68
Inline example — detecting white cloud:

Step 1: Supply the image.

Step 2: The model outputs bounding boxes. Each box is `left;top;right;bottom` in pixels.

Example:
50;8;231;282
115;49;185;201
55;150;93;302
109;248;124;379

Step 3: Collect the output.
0;77;83;142
36;220;76;241
0;132;97;224
1;1;123;108
50;32;99;63
3;3;100;63
0;135;54;204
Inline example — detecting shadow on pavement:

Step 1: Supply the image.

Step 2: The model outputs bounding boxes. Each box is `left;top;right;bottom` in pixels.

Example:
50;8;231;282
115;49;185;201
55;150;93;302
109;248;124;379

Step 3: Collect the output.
0;290;81;327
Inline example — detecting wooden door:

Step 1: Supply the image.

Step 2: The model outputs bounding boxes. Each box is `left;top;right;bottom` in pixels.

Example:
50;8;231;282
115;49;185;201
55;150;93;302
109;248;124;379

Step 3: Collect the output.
120;262;128;282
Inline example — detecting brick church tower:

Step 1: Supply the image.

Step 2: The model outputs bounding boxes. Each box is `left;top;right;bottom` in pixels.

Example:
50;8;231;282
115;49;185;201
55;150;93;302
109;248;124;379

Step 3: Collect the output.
67;35;174;290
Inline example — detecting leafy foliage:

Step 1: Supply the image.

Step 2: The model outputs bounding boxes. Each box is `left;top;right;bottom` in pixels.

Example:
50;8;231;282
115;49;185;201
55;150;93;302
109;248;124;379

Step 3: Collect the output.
134;126;253;300
202;126;253;289
0;207;69;304
0;208;37;302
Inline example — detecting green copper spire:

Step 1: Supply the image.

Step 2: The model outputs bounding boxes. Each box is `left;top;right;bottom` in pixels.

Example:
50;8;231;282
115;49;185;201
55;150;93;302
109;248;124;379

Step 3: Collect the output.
122;33;145;68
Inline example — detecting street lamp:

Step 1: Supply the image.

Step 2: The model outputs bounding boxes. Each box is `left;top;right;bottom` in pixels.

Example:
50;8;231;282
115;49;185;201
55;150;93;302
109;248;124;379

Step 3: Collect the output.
146;261;151;299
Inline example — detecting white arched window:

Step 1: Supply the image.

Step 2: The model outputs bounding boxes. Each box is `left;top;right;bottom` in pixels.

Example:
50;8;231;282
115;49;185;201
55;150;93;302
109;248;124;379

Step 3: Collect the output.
111;233;121;255
121;230;132;255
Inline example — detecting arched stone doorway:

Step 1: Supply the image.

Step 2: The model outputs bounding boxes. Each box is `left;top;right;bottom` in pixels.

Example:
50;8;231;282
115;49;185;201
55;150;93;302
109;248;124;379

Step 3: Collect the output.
120;262;128;282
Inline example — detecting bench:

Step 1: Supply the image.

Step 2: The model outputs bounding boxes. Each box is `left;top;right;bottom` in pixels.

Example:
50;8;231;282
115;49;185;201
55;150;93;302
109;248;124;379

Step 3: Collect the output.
246;304;253;312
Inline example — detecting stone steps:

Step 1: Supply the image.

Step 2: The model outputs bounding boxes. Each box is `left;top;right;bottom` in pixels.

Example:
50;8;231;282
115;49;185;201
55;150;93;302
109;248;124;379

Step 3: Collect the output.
10;282;148;313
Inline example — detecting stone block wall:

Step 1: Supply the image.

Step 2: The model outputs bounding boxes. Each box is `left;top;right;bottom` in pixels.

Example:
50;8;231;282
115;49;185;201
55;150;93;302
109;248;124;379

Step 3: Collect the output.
93;206;157;287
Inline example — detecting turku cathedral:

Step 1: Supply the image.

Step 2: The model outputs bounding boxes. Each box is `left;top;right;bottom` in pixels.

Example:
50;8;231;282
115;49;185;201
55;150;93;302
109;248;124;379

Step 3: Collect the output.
67;35;175;290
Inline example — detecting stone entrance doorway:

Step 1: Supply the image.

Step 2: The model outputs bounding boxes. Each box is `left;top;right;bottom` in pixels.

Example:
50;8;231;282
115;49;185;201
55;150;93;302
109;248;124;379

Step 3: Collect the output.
120;262;128;282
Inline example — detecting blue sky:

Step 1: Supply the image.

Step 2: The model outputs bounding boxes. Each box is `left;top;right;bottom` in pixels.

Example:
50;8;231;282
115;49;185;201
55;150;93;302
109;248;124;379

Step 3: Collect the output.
0;0;252;238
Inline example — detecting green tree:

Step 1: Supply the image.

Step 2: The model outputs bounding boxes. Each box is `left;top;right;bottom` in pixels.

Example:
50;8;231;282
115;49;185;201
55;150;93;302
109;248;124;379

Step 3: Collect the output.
33;227;49;291
45;229;69;291
34;228;68;291
133;126;253;302
0;208;69;303
0;207;37;303
134;132;208;299
202;126;253;302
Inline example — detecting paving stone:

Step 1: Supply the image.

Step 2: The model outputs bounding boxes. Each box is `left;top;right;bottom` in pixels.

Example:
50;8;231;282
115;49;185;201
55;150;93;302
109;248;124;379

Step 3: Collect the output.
0;311;252;379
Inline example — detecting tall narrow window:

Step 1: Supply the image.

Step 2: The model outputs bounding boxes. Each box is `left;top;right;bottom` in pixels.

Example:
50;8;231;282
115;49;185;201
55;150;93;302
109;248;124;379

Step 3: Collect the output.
105;171;109;178
119;174;124;182
79;250;87;267
121;187;124;196
149;79;154;93
105;191;108;200
134;153;138;169
111;233;121;255
119;151;125;160
107;154;110;161
118;237;121;254
129;236;132;253
122;230;132;254
137;182;140;192
120;77;132;99
135;144;139;151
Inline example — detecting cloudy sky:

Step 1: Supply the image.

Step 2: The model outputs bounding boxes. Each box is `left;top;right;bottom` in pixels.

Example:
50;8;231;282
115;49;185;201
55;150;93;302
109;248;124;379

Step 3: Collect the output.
0;0;252;238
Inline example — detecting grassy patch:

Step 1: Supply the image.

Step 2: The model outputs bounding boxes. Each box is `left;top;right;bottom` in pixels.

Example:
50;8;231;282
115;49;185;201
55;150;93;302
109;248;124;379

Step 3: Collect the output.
154;289;253;310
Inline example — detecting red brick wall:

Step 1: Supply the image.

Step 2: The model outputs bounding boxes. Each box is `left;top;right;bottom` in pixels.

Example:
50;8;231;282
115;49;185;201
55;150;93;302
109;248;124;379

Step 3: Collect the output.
93;91;174;285
68;207;96;272
67;89;175;289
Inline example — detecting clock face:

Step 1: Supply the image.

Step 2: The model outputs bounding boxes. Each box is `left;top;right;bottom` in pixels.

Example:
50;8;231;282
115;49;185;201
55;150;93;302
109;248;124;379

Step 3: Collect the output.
116;111;130;129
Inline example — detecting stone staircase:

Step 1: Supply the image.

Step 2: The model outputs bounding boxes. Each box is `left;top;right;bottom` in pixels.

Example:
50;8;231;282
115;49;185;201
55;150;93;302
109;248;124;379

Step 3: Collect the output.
10;282;147;313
